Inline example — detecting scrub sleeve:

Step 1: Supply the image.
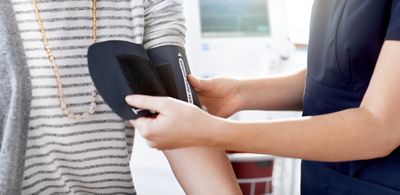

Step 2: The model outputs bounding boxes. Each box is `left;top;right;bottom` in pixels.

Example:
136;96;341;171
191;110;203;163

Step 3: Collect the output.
386;0;400;40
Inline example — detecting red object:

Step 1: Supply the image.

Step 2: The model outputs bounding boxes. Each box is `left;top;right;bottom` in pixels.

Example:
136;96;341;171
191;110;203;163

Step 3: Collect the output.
229;153;274;195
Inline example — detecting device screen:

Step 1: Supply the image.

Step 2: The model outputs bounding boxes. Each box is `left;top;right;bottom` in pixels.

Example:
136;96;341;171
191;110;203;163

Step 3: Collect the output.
200;0;271;37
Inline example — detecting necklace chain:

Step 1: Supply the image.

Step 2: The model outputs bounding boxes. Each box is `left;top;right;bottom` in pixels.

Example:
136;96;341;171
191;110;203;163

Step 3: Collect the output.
32;0;98;121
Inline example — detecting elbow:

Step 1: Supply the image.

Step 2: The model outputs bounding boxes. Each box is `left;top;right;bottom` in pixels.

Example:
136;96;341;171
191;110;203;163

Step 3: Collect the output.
371;123;400;159
374;142;398;159
362;133;398;160
377;117;400;158
359;108;400;159
374;142;397;159
377;128;400;158
362;142;394;160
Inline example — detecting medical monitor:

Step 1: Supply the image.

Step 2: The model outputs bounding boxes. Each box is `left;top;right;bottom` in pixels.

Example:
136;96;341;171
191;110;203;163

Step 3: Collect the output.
184;0;292;78
199;0;271;37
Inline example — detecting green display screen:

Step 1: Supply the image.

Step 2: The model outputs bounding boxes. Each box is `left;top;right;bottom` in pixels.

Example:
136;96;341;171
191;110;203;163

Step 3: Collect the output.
200;0;271;37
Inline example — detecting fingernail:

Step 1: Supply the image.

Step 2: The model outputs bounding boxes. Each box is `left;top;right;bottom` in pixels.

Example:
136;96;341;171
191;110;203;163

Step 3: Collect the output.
125;95;136;104
188;75;198;82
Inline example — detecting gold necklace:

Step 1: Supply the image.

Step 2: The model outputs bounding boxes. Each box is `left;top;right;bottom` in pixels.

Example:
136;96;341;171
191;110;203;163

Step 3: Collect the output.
32;0;98;121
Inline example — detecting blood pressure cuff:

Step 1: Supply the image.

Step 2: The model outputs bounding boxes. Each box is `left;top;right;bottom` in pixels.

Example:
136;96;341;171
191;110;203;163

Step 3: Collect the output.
147;45;201;107
88;40;200;120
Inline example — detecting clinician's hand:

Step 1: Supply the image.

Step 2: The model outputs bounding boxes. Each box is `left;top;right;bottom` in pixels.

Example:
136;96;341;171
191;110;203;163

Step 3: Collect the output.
126;95;222;149
188;75;242;118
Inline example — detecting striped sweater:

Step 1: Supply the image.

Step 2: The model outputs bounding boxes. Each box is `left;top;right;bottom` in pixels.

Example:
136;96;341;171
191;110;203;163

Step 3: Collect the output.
8;0;185;194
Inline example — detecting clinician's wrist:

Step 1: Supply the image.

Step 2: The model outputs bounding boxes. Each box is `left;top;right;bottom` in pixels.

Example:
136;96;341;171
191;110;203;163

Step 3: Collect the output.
205;117;235;150
235;79;250;112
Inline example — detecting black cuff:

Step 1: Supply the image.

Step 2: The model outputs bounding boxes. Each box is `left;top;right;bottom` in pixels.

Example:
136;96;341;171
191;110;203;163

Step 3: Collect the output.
147;45;201;107
88;41;200;120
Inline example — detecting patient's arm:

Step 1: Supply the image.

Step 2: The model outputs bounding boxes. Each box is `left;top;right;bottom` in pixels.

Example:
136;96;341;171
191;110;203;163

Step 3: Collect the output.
143;1;241;193
163;148;242;195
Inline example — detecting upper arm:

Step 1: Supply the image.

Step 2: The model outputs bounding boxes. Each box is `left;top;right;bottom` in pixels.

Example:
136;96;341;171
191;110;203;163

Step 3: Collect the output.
361;1;400;146
361;41;400;146
143;0;186;49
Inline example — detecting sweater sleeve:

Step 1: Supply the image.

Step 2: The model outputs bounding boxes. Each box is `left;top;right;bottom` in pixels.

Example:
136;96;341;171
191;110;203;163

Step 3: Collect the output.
0;0;32;194
142;0;186;49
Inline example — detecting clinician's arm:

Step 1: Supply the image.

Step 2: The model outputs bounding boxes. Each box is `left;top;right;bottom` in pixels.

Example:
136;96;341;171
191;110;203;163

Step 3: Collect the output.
226;69;306;111
127;41;400;162
142;1;241;194
188;68;306;118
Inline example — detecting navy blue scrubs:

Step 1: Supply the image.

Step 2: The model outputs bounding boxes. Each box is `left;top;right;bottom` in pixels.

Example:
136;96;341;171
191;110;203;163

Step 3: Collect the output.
302;0;400;194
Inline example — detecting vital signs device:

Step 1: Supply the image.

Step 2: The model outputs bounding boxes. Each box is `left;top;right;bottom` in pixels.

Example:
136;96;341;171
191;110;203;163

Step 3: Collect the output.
184;0;293;78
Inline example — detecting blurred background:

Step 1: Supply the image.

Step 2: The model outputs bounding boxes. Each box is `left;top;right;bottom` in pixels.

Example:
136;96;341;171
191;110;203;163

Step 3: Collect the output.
131;0;314;194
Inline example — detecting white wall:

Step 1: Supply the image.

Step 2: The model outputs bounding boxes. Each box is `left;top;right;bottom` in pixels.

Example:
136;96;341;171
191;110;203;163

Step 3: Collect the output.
285;0;314;44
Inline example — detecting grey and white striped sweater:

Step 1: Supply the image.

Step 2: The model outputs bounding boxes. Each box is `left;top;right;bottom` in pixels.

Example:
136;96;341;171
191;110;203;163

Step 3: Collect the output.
1;0;186;194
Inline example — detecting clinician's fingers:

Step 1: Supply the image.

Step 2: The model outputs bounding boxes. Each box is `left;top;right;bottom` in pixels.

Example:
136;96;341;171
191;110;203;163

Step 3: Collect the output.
188;75;212;92
125;95;168;112
129;118;154;139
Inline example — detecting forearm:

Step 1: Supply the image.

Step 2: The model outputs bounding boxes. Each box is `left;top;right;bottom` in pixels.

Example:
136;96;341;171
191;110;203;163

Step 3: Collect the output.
238;68;306;111
163;147;242;195
210;107;398;162
214;42;400;161
144;2;241;192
